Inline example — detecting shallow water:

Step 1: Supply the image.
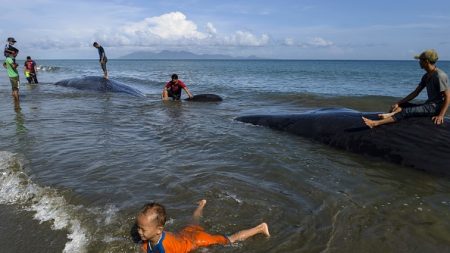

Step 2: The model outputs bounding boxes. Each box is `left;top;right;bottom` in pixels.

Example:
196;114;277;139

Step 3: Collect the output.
0;60;449;252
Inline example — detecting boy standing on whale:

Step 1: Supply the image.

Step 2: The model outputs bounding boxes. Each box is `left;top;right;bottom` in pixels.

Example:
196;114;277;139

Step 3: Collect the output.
93;42;108;79
363;49;449;128
135;199;270;253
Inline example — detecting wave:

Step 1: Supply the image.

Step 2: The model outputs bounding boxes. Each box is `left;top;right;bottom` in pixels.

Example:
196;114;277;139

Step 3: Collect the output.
0;151;88;253
37;65;61;72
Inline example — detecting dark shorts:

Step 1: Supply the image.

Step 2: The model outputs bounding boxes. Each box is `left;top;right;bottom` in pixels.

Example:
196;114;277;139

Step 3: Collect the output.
26;72;38;84
393;102;441;121
168;89;182;100
100;59;107;72
9;76;19;90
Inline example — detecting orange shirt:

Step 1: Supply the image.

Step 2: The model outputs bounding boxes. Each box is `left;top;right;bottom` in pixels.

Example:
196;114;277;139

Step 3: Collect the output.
141;225;229;253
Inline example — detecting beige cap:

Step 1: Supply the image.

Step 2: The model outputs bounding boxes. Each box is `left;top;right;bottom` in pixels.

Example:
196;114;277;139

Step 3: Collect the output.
414;49;439;62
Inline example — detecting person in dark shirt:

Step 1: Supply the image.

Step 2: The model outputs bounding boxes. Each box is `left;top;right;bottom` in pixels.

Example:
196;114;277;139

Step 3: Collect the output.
24;56;38;84
363;49;449;128
93;42;108;79
4;37;19;64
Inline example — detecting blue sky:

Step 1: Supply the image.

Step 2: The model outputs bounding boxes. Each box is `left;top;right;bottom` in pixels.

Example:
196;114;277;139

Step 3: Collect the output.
1;0;449;60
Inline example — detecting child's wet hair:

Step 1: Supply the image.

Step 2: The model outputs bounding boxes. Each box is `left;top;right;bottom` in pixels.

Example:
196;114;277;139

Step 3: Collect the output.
139;202;167;226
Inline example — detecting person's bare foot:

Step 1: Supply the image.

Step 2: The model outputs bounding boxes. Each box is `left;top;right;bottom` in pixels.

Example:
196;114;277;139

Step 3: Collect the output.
260;223;270;237
197;199;207;208
362;117;376;128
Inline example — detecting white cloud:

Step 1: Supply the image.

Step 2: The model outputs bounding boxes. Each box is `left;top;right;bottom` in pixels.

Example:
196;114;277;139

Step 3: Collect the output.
284;37;334;48
284;38;295;46
120;12;207;40
206;22;217;35
222;31;270;46
308;37;334;47
95;12;269;48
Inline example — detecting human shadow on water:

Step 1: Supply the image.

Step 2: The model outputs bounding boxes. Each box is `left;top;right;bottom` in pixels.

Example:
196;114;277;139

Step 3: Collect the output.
13;102;27;134
162;100;184;119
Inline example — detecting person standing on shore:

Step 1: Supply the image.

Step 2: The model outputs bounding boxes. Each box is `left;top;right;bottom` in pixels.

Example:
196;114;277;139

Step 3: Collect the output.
24;56;38;84
363;49;449;128
3;52;20;105
93;42;108;79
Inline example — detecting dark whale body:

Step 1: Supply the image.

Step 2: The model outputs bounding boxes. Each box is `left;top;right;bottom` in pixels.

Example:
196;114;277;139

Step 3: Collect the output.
184;94;223;102
235;108;450;176
54;76;145;97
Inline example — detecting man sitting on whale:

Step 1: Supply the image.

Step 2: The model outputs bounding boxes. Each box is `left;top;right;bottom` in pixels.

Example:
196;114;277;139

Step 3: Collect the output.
363;49;449;128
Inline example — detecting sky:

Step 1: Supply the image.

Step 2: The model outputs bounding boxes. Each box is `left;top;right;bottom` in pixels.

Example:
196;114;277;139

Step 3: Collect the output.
1;0;450;60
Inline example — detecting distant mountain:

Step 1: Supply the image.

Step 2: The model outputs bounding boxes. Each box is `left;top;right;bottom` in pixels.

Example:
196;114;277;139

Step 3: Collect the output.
119;50;260;60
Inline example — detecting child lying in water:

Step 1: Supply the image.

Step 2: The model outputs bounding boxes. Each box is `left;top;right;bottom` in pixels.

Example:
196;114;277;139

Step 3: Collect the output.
135;199;270;253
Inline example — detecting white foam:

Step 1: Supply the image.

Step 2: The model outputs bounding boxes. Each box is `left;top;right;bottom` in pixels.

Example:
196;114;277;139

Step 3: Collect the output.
102;204;119;226
0;151;89;253
0;152;36;204
221;191;243;204
36;65;61;72
88;204;119;227
63;220;89;253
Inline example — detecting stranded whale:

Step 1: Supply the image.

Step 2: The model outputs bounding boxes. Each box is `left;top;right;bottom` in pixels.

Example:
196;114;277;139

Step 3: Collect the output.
235;108;450;176
54;76;145;97
184;94;223;102
54;77;222;101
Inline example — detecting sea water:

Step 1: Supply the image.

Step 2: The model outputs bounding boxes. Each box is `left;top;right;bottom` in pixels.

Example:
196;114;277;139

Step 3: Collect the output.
0;60;449;252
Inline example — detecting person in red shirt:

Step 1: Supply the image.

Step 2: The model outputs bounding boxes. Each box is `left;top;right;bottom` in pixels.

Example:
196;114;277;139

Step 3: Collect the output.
136;199;270;253
162;74;193;100
24;56;38;84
